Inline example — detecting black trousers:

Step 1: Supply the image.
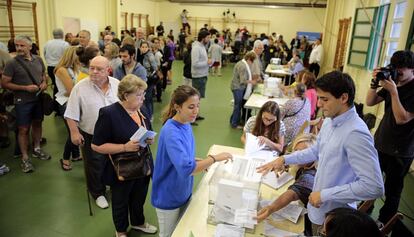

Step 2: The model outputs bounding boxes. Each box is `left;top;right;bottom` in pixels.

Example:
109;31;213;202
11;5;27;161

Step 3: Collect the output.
47;66;58;98
378;150;413;223
309;63;320;78
111;175;150;232
80;130;107;199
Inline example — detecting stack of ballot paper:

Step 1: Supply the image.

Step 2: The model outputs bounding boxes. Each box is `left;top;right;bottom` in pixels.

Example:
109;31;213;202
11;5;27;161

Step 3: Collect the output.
130;126;157;147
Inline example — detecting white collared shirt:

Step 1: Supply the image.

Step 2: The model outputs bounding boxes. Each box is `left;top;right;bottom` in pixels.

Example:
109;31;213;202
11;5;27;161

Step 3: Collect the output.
309;44;323;65
64;76;119;135
43;39;69;66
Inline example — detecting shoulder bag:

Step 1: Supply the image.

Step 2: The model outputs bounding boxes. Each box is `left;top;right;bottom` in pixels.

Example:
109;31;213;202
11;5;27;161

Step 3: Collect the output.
108;112;152;181
14;57;54;115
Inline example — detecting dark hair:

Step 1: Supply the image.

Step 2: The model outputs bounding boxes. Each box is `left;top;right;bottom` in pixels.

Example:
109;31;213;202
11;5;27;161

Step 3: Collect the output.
140;41;149;47
214;38;218;44
324;208;383;237
162;85;200;124
198;30;210;41
119;44;136;57
76;46;99;67
315;71;355;106
302;71;316;89
295;82;307;99
252;101;281;143
391;50;414;69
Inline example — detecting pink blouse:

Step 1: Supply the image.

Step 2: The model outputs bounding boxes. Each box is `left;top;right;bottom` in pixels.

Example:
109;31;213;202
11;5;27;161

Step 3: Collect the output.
305;88;317;119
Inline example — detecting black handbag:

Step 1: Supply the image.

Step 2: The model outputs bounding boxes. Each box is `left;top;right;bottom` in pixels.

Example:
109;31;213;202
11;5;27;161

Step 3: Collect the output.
108;145;152;181
14;57;54;115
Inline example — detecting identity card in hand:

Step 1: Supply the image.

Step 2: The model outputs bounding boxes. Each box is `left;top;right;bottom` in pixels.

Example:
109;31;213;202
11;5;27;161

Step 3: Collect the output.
130;126;157;147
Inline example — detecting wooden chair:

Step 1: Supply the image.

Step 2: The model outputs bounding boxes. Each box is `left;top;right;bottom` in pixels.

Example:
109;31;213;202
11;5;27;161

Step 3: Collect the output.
284;120;310;154
358;200;405;236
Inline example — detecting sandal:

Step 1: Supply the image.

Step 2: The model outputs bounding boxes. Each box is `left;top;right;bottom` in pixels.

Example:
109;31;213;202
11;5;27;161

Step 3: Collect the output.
71;156;83;162
59;159;72;171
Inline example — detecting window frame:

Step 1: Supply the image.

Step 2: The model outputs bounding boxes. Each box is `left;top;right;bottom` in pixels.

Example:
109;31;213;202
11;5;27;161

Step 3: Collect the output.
348;7;378;68
347;4;390;69
405;9;414;50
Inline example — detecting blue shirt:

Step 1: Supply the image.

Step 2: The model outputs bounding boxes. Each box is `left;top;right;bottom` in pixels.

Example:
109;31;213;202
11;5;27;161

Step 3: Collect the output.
284;107;384;225
113;62;147;82
151;119;197;210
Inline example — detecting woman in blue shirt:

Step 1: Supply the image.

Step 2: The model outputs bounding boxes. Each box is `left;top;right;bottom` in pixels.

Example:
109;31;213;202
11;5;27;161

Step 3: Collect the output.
151;85;232;237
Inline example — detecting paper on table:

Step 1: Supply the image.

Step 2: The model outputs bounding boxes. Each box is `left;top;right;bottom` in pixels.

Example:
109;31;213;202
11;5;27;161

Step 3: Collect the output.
259;200;286;222
215;223;245;237
262;171;294;190
264;222;300;237
245;133;265;155
130;126;157;147
275;203;304;224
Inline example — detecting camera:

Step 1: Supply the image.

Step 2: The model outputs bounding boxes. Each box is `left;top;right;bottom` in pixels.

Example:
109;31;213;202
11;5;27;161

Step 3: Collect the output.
376;64;398;82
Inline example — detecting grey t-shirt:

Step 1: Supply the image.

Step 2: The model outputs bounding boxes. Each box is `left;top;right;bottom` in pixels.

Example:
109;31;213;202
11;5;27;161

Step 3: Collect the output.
3;55;45;104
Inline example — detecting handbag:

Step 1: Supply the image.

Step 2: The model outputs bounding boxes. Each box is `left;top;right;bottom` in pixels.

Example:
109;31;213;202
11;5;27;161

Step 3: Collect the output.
14;57;54;115
108;147;152;181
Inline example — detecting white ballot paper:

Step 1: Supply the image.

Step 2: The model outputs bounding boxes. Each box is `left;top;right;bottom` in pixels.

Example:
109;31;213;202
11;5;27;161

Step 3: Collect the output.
234;209;257;229
262;171;294;190
215;224;245;237
245;133;265;155
130;126;157;147
264;222;300;237
232;155;266;183
274;203;304;224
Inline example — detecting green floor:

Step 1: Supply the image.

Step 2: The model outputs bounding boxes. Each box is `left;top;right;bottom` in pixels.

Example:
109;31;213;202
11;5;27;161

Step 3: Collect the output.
0;61;413;236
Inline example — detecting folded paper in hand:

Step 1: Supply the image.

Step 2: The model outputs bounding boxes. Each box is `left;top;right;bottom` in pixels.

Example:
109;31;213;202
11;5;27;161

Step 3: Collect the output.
130;126;157;147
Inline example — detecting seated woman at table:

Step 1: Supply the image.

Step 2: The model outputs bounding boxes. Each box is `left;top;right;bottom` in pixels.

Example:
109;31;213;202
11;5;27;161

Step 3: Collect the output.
241;101;285;155
151;85;233;237
92;74;157;237
230;51;257;129
256;133;317;223
281;83;311;145
301;71;318;119
288;49;305;76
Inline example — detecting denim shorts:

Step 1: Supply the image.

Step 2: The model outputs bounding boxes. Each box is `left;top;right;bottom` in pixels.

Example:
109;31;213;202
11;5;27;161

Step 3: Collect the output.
15;100;43;126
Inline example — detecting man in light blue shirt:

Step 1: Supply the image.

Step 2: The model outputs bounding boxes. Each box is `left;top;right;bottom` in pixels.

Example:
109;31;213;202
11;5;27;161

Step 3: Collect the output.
258;71;384;234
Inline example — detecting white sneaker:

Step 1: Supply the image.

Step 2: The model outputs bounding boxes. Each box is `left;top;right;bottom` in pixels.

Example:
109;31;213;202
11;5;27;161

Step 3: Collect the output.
131;223;157;234
95;195;109;209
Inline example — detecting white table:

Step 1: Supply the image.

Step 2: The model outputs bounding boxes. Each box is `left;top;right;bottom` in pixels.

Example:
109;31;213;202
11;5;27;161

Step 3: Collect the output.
172;145;304;237
243;93;289;122
265;65;293;85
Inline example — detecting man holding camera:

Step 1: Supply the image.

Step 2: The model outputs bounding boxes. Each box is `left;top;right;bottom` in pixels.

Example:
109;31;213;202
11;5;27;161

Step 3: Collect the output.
366;50;414;225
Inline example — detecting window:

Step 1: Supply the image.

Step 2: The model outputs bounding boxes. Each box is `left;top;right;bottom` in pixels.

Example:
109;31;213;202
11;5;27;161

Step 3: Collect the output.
406;9;414;51
384;1;407;66
348;5;390;69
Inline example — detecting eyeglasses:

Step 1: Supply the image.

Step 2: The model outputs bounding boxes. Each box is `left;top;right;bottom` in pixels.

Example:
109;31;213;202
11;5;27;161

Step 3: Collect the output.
262;116;276;123
89;66;107;73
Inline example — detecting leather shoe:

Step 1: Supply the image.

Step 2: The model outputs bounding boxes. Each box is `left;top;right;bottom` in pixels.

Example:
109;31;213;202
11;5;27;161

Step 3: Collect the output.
196;116;205;121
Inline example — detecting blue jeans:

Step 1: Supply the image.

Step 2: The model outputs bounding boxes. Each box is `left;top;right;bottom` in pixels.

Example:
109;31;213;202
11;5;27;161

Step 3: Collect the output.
230;88;245;127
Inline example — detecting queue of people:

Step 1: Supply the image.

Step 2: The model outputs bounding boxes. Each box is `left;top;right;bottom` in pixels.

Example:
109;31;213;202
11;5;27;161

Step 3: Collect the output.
0;19;413;237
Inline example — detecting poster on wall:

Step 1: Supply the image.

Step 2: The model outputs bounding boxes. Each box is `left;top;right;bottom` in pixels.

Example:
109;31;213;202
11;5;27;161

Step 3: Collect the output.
63;17;80;36
296;31;322;42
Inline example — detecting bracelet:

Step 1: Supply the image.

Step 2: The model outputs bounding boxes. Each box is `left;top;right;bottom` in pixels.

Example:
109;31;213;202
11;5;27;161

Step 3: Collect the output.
208;155;216;163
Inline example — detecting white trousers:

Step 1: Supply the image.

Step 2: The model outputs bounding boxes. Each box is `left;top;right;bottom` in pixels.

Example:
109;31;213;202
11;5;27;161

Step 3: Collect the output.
155;204;188;237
